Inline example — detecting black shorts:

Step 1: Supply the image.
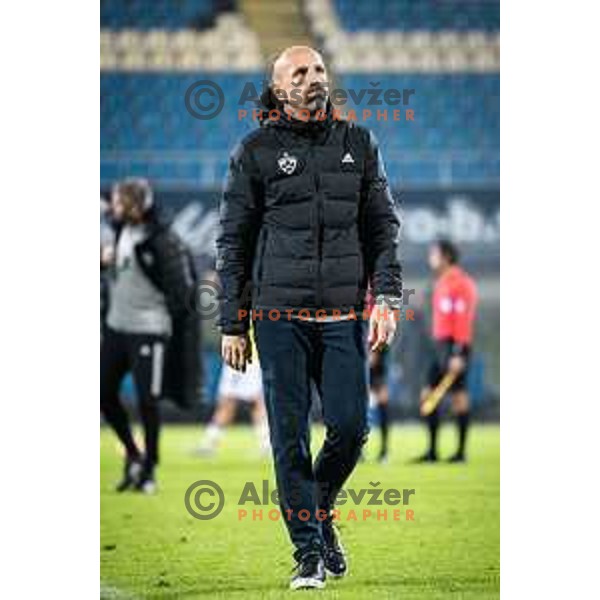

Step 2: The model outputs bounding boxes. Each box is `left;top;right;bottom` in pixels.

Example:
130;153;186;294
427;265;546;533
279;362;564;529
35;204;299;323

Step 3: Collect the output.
426;340;471;393
101;327;170;403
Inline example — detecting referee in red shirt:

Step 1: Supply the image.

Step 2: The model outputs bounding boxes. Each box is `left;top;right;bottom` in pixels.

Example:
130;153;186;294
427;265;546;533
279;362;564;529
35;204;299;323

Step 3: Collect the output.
416;239;478;463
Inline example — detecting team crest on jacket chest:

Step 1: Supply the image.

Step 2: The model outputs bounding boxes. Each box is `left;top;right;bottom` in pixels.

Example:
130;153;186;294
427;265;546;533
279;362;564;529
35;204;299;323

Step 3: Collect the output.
277;151;298;175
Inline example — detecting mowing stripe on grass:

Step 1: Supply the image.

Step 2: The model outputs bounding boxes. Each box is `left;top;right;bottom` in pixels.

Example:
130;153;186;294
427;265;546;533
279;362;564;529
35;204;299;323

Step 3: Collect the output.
100;582;137;600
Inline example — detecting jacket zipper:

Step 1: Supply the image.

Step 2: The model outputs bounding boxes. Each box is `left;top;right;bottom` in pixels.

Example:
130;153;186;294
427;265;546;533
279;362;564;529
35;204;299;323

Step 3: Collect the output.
256;228;268;299
312;147;323;307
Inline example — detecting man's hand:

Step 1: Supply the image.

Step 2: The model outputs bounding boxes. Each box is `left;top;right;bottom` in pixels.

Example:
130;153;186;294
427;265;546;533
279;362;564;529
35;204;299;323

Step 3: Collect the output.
368;303;398;352
101;245;115;267
448;355;465;375
222;333;252;372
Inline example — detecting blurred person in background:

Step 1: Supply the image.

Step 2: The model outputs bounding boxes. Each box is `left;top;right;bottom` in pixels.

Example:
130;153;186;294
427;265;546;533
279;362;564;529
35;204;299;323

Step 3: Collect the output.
100;178;201;493
217;46;402;590
365;287;392;463
369;347;391;463
198;324;269;456
100;197;116;334
415;239;478;463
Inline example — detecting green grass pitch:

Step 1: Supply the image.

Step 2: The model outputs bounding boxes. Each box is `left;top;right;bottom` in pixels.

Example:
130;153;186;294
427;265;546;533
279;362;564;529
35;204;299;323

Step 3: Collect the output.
101;424;499;599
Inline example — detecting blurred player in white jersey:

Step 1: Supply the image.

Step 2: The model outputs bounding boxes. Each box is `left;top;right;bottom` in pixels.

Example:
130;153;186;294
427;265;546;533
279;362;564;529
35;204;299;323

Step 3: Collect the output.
198;328;269;456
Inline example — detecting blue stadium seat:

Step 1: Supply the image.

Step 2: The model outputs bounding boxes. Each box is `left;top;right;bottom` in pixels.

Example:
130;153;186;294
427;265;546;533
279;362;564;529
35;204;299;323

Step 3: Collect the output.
101;72;499;187
100;0;231;30
333;0;499;32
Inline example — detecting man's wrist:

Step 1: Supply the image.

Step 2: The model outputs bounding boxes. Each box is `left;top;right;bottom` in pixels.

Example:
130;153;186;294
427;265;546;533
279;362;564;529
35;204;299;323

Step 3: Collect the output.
375;294;403;311
220;322;249;336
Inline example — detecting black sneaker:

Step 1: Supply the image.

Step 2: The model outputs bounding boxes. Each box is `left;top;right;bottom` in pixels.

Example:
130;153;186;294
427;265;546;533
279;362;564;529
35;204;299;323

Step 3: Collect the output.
447;452;466;463
135;464;158;495
290;552;326;590
378;450;389;464
322;517;347;578
411;451;438;464
116;457;142;492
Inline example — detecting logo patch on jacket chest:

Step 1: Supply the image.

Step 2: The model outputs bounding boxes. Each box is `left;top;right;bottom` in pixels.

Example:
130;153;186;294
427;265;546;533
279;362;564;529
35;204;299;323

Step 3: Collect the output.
277;151;298;175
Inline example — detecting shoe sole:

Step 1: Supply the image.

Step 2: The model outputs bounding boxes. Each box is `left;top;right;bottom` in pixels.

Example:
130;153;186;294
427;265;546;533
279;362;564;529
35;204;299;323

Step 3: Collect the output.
290;577;326;590
325;568;347;578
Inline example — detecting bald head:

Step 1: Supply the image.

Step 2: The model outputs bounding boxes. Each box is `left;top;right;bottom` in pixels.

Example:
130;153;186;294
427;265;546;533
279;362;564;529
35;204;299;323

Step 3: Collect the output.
271;46;328;115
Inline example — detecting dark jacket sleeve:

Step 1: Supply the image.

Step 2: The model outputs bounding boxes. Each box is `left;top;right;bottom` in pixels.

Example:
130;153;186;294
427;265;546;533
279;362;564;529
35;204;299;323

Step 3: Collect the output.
136;227;203;410
136;227;196;318
216;140;263;335
360;129;403;301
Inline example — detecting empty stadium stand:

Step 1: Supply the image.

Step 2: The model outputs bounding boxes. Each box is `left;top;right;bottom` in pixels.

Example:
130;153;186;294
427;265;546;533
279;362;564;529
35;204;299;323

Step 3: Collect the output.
101;72;498;187
100;0;499;189
101;0;236;30
332;0;499;32
305;0;499;72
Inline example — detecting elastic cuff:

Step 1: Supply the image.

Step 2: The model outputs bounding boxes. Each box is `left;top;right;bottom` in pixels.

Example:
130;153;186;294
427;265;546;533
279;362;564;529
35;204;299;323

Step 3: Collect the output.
220;322;249;336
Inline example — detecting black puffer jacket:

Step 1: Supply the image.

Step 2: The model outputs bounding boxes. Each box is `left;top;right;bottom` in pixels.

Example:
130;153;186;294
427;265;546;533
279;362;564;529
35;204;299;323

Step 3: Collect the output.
216;110;402;335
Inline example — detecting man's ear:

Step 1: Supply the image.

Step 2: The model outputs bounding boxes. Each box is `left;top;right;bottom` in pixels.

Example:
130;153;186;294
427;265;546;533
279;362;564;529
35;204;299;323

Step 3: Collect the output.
259;85;279;110
261;53;281;110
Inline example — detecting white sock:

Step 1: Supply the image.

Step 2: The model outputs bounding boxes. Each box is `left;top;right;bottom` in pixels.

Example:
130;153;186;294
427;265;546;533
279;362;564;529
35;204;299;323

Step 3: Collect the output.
202;423;223;449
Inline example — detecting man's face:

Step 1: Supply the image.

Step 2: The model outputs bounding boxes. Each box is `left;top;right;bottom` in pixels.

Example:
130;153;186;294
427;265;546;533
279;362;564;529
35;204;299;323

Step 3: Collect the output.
272;47;328;115
111;189;140;224
428;245;446;274
110;190;125;222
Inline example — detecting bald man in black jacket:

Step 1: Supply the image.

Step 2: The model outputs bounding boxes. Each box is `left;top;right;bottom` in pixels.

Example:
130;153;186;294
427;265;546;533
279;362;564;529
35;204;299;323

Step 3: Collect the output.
217;47;402;590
